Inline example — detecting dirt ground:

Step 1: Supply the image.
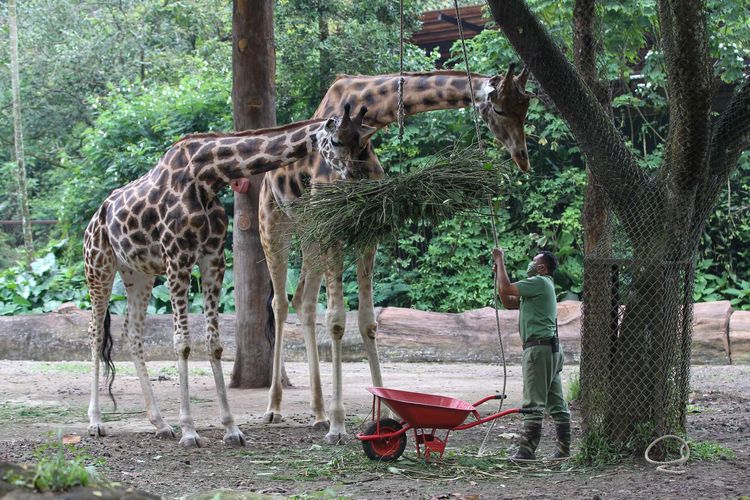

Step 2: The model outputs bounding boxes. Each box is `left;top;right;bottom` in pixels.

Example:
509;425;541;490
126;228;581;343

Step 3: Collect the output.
0;360;748;499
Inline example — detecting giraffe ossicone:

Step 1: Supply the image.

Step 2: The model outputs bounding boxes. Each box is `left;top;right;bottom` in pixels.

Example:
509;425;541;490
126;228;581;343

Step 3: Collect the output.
259;66;534;445
83;104;372;448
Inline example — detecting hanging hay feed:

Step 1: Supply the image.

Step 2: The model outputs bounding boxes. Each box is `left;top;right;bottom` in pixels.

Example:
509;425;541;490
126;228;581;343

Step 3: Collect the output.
286;148;513;253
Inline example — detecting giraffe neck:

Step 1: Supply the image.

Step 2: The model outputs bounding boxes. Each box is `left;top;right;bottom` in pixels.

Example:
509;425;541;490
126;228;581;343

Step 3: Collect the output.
315;71;490;128
174;119;326;192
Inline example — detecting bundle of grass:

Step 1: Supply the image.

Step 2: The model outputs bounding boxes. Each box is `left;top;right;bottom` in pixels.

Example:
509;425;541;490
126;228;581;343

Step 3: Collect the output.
287;147;513;254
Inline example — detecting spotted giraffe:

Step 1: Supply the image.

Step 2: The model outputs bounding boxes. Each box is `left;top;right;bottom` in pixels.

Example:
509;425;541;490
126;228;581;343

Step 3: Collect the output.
83;105;376;448
259;65;533;443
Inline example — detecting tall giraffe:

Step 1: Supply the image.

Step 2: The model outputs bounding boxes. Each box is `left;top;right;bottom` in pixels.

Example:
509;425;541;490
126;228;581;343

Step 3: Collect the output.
83;105;375;448
260;65;532;443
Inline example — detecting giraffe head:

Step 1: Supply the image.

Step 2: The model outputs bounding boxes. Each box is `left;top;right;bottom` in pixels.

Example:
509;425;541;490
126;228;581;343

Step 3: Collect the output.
479;64;532;172
318;104;377;180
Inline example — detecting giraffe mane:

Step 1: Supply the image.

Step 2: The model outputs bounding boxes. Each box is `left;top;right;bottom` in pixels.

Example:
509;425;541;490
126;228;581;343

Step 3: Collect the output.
171;118;327;146
332;70;490;81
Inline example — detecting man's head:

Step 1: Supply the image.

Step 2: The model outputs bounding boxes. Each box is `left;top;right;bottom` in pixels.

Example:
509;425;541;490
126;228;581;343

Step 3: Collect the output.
528;251;558;277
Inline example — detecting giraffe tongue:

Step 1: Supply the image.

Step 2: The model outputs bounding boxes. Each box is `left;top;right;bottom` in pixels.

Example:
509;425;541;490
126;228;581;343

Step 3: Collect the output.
231;178;251;193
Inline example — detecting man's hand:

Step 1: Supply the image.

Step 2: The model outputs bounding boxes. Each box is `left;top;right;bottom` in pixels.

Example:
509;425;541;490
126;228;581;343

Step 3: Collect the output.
492;247;505;263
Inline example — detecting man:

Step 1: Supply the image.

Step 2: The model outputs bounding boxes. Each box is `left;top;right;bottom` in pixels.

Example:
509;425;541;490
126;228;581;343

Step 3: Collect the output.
492;247;571;460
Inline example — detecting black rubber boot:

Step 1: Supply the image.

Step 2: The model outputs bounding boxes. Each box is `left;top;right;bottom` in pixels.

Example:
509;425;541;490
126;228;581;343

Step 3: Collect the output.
547;421;571;460
512;421;542;461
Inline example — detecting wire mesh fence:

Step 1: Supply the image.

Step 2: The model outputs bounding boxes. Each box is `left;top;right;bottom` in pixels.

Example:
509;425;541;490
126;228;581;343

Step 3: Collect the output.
580;254;694;456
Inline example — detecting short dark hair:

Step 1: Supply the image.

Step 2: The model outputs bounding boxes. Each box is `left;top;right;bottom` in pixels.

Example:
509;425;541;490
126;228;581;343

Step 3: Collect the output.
539;251;558;274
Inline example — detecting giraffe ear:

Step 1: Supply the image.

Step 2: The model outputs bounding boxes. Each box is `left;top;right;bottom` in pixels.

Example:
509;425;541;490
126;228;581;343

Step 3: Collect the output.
516;66;530;89
359;124;377;145
487;76;502;99
324;118;337;133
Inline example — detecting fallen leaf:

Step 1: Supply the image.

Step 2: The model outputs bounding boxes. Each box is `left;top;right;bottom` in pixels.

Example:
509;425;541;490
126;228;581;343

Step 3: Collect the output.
62;434;81;444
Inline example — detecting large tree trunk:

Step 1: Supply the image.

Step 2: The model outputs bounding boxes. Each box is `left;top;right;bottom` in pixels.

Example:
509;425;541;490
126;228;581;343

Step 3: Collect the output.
486;0;749;454
8;0;34;265
229;0;279;388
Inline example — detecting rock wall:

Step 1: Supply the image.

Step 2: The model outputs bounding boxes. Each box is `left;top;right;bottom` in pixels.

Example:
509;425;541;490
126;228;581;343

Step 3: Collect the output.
0;301;741;364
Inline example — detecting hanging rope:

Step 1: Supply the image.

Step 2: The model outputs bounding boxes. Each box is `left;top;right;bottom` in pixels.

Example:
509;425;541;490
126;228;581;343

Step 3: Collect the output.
397;0;405;145
451;0;507;457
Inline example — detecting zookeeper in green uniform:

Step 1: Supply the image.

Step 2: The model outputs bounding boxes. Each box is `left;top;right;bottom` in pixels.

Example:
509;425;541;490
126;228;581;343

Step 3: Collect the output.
492;247;571;460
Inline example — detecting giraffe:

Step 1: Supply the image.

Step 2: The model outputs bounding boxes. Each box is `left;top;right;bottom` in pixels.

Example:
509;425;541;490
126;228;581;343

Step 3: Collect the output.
260;65;532;443
83;104;376;448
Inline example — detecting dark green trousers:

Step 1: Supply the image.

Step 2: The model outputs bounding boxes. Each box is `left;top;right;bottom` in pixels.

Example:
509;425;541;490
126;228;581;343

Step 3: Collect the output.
522;345;570;424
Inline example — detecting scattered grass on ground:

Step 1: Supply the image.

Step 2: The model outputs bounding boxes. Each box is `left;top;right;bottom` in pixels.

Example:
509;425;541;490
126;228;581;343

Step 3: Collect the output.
3;431;103;492
233;441;575;485
689;440;736;461
0;403;77;424
566;371;581;403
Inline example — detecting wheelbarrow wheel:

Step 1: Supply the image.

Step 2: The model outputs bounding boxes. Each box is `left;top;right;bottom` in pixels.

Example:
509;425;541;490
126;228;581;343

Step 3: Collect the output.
362;418;407;461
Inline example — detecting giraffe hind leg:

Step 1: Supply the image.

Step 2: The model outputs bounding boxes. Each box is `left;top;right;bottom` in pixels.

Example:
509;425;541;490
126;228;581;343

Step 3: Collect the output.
166;264;203;448
262;223;292;426
120;268;174;439
200;255;245;446
84;230;116;438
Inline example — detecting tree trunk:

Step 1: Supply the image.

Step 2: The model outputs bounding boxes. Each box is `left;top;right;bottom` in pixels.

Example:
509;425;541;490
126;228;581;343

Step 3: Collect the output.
486;0;749;455
229;0;285;388
8;0;34;265
318;5;331;102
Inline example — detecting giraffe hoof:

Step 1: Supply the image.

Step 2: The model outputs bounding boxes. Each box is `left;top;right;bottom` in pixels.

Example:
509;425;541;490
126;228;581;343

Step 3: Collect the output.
312;419;330;432
324;431;348;445
155;426;176;439
262;412;282;424
179;434;204;448
87;424;107;437
223;430;246;447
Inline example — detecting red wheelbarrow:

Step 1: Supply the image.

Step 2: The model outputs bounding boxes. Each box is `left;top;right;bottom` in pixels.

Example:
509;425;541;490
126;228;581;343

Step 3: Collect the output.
357;386;533;461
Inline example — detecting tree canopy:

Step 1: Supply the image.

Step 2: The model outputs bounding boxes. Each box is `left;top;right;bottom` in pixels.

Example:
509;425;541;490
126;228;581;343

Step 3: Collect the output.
0;0;748;315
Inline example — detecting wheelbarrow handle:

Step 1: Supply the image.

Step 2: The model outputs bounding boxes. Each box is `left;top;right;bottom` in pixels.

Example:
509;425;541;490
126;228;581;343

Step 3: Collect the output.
471;393;508;407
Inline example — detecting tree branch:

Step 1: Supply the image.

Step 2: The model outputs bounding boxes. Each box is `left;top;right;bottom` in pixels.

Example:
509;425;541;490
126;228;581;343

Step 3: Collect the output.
658;0;713;192
695;77;750;227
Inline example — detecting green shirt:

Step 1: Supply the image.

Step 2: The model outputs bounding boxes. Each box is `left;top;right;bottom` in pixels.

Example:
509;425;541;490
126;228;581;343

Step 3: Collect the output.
515;275;557;343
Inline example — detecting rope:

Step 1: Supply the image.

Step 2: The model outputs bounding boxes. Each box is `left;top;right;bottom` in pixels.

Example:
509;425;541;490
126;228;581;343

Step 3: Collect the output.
644;435;690;474
450;0;508;456
453;0;485;155
397;0;405;145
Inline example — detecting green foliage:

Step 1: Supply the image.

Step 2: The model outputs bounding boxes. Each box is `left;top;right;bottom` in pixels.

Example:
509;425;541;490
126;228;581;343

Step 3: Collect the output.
688;440;737;461
566;371;581;403
572;430;624;467
32;432;98;492
56;69;233;244
0;242;88;315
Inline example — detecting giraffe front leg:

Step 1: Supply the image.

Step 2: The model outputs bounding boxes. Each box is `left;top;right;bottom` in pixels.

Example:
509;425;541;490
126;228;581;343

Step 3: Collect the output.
324;248;347;445
168;267;203;448
357;245;383;388
200;256;245;447
261;223;292;425
300;267;329;430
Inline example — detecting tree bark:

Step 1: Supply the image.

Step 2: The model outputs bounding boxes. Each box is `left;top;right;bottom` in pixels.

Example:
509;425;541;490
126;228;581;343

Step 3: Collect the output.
8;0;34;265
572;0;612;256
318;4;331;102
229;0;283;388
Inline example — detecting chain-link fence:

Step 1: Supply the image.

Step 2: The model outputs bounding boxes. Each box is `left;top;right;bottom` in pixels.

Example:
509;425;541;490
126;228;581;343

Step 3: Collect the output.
580;254;694;456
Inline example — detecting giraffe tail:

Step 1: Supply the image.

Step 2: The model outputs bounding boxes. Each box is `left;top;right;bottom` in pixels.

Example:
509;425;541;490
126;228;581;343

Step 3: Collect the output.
266;281;275;344
101;308;118;411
